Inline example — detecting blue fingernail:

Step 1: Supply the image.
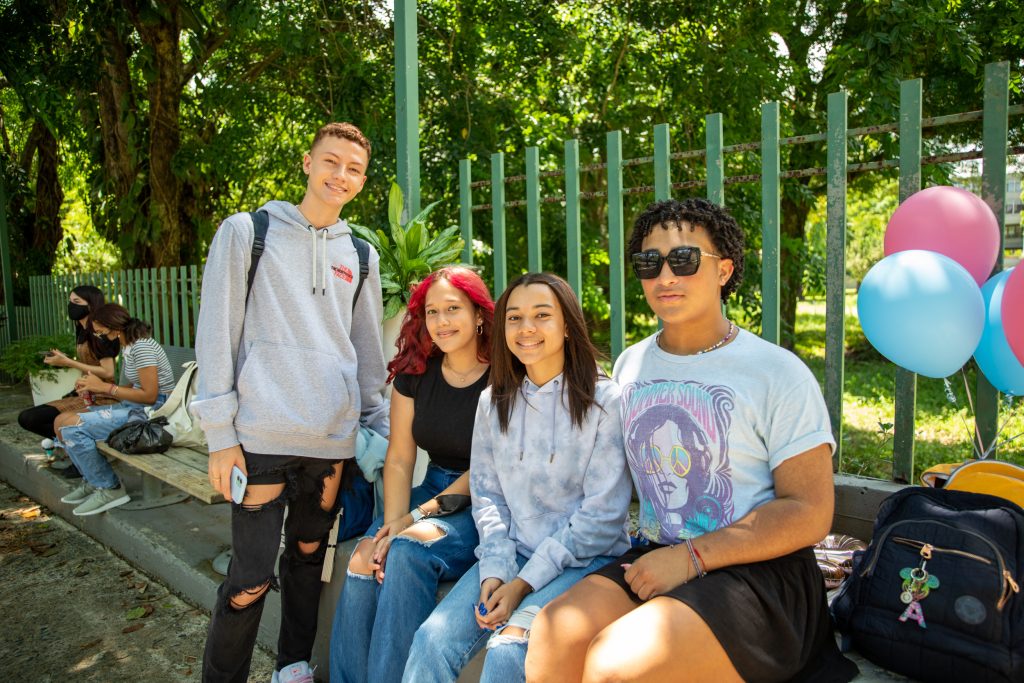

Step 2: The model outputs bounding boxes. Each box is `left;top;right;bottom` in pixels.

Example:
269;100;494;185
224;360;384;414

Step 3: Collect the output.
477;602;488;616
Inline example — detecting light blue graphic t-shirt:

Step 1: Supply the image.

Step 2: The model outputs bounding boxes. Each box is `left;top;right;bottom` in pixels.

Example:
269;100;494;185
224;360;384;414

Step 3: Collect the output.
612;328;835;545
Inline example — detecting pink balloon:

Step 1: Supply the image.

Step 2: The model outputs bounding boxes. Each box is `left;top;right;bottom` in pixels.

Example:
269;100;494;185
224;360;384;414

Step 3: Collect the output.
884;186;1000;286
1004;265;1024;366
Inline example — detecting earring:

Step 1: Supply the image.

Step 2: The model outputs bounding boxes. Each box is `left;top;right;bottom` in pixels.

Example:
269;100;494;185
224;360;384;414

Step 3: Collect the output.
476;323;483;336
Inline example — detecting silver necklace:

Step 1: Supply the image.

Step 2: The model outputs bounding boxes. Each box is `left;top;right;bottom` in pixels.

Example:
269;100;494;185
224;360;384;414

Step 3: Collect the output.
443;356;482;384
657;321;736;355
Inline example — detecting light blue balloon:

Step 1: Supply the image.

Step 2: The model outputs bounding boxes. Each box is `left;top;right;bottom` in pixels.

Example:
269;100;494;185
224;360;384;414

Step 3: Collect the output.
857;250;984;378
974;268;1024;395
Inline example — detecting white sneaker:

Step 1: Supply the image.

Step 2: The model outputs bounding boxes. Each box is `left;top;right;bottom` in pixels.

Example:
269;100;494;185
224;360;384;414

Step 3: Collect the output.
60;483;94;504
272;661;315;683
72;486;130;516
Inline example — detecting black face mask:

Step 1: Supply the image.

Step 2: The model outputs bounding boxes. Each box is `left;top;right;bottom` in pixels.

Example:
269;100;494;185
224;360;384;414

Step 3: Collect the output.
68;302;90;321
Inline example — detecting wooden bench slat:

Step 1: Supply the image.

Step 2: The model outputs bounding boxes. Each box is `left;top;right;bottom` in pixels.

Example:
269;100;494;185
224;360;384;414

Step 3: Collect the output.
161;446;212;472
98;441;224;504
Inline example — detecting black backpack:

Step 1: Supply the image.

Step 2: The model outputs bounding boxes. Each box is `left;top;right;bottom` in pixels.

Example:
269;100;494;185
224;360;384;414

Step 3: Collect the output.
832;486;1024;682
245;209;370;306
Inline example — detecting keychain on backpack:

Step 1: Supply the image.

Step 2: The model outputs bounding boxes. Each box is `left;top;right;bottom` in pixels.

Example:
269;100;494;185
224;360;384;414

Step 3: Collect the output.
898;544;940;628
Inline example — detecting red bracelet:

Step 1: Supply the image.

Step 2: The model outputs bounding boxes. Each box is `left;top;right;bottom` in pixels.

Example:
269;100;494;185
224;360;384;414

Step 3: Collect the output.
109;383;118;396
692;542;707;574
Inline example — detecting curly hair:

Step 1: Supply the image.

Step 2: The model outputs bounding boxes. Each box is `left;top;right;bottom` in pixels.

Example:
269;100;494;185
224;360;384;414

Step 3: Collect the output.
627;197;745;301
386;266;495;383
311;122;371;159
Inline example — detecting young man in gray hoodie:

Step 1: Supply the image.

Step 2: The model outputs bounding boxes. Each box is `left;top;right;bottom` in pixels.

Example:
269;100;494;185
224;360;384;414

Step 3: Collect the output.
192;122;390;683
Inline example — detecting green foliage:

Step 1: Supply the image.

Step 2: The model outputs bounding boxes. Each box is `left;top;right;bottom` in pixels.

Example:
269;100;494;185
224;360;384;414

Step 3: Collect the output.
351;181;464;320
0;333;76;382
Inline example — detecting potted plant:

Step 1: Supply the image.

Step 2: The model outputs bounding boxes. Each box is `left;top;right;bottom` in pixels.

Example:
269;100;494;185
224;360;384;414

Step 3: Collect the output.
0;333;78;405
351;180;465;353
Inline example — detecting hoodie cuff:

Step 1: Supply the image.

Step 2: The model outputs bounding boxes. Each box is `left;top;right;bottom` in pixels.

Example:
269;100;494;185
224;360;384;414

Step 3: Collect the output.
203;424;241;453
478;556;518;586
518;553;559;593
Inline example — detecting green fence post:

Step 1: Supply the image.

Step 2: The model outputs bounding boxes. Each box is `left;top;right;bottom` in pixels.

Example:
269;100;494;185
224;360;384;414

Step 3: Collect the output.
825;91;848;471
977;61;1009;456
190;265;200;344
565;139;582;297
761;102;780;344
893;78;923;483
654;123;671;201
160;267;171;345
394;0;420;219
491;152;506;296
0;176;16;341
706;113;724;206
526;146;542;272
459;159;473;264
608;130;625;361
179;266;190;347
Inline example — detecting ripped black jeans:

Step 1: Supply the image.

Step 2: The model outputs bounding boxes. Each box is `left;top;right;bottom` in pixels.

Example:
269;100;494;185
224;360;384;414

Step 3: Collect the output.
203;451;343;683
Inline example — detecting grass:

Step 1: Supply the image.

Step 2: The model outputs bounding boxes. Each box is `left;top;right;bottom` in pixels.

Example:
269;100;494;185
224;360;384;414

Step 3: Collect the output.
793;295;1024;482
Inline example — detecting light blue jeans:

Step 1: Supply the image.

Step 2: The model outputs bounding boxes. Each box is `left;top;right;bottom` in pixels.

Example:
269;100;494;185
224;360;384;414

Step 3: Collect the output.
61;396;166;489
401;554;614;683
329;464;478;683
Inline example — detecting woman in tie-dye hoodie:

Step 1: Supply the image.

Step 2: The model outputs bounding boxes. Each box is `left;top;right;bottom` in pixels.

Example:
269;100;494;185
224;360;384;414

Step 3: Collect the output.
401;272;632;683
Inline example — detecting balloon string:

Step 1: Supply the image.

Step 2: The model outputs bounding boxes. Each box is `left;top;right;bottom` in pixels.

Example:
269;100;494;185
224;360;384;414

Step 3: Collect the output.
959;368;988;458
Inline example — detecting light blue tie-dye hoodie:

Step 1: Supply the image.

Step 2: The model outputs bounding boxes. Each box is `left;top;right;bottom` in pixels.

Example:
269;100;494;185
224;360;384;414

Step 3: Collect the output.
470;374;632;592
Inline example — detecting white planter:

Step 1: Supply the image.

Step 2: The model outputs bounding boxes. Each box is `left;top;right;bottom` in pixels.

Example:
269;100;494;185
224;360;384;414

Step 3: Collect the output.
29;368;80;406
381;306;407;373
379;305;427;485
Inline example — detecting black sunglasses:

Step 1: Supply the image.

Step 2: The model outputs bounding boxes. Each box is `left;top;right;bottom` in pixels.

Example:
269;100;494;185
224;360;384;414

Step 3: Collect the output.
631;246;722;279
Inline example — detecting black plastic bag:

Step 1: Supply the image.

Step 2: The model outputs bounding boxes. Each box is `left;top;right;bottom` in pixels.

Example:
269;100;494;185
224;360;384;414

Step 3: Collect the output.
107;415;173;454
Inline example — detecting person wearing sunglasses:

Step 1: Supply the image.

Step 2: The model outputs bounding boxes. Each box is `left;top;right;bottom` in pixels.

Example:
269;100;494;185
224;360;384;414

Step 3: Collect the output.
527;198;857;683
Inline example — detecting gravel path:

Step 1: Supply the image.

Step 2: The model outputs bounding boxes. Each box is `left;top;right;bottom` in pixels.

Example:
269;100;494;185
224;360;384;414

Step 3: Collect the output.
0;480;276;682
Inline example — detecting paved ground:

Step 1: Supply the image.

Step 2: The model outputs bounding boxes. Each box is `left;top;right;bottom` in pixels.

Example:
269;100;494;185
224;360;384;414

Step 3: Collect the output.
0;479;277;682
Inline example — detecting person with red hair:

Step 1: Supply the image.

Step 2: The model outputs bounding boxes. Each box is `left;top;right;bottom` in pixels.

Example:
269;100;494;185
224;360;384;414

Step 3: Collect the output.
330;266;494;683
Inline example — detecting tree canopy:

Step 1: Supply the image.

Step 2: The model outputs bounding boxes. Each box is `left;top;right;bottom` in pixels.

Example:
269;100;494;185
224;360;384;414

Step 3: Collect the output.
1;0;1021;346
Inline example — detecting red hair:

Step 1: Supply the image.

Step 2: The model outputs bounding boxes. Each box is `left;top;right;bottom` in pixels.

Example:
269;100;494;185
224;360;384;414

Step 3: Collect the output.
386;267;495;383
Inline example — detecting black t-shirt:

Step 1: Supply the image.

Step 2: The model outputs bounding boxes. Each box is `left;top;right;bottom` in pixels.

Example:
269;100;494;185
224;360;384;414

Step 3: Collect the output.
393;355;489;472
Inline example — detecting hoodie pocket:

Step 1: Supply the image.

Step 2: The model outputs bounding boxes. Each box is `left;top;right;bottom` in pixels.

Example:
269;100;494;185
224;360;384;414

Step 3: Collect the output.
511;510;565;553
235;340;359;438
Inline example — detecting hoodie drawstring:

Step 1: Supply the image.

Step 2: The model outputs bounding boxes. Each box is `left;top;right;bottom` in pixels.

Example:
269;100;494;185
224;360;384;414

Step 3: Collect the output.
309;225;317;295
321;227;328;295
309;226;330;295
518;378;560;463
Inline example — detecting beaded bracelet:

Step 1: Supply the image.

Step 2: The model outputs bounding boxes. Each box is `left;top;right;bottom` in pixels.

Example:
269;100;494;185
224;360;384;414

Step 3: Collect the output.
109;383;119;397
684;538;706;579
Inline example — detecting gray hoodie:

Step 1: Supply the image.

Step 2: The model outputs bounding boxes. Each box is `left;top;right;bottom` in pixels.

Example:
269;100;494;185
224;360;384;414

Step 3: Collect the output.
191;200;389;459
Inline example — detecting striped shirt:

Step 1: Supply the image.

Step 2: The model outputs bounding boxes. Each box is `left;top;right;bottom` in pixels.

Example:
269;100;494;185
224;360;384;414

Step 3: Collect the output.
123;337;176;394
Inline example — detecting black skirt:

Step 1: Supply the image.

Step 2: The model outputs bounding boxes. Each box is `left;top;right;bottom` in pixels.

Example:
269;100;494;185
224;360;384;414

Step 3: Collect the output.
591;545;858;683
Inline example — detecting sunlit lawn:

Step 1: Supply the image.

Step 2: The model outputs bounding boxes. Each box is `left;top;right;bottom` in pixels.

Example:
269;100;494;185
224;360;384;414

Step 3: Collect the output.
794;295;1024;482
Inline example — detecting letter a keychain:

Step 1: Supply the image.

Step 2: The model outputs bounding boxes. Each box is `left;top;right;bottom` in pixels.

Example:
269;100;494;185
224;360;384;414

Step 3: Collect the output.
898;543;940;628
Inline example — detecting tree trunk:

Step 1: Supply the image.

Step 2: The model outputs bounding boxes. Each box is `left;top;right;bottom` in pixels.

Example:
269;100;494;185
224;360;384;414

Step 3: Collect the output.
32;120;63;270
138;15;183;267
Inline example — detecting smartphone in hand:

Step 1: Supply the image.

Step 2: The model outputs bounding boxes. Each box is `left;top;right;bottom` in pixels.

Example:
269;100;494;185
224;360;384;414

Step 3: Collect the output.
38;351;55;357
229;465;247;505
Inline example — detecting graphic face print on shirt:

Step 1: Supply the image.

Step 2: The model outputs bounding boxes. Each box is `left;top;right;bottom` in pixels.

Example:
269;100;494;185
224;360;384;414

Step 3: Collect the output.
621;379;735;544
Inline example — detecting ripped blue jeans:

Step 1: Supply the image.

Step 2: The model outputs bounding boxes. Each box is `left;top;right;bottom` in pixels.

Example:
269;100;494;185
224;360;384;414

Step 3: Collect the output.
61;397;166;489
330;463;478;683
402;554;614;683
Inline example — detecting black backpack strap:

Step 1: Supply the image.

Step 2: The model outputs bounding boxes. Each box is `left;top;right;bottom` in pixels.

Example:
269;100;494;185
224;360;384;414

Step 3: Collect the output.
351;235;370;310
246;210;270;301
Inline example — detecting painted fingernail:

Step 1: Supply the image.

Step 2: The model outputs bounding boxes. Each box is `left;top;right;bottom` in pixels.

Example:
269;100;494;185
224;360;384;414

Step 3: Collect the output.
477;602;488;616
621;563;632;570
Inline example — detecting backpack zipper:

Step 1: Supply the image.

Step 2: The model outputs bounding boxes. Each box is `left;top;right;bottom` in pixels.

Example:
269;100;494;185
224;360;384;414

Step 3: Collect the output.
863;519;1018;610
892;537;992;565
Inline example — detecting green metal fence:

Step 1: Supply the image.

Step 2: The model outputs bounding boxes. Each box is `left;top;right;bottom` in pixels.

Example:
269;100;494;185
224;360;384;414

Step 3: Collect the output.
8;267;202;349
457;61;1021;482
